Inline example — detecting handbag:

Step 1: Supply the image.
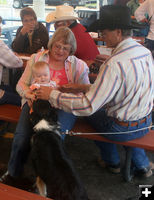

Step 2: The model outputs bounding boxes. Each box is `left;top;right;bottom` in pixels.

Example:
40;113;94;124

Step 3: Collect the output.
141;15;153;37
132;15;152;37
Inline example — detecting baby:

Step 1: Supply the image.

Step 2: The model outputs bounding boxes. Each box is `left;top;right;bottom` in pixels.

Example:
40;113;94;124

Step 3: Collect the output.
30;61;56;91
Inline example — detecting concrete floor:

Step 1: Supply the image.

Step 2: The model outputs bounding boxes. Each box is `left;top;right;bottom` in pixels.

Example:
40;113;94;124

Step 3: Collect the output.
0;123;154;200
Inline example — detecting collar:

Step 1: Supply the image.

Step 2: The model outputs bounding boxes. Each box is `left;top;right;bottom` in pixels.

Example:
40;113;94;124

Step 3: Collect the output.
112;37;136;55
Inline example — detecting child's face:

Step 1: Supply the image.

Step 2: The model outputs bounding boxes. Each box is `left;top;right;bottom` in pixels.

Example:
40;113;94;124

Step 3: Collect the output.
33;66;50;84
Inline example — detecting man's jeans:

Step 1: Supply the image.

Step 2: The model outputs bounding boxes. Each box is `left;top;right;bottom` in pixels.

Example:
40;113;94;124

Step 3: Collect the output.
87;109;152;170
144;38;154;51
8;103;76;177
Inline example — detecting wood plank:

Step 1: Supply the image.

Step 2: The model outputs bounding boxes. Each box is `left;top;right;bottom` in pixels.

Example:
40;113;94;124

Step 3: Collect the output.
0;104;21;123
73;119;154;151
0;183;51;200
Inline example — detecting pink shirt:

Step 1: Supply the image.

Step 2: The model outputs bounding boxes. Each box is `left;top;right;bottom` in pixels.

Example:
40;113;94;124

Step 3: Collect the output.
50;68;68;86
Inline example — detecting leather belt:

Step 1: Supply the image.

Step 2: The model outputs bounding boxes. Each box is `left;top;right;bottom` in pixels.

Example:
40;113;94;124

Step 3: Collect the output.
112;114;151;127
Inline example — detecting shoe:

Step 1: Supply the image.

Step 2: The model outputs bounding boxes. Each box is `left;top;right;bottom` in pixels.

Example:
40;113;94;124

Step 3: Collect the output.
0;171;17;186
134;162;154;178
97;158;120;174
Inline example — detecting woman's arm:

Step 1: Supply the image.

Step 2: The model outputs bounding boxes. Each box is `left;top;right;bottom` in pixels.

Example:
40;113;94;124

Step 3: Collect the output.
16;54;35;98
0;41;23;68
134;0;149;22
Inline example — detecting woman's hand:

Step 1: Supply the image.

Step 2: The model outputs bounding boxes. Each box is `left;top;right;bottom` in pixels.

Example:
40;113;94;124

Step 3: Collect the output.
25;90;36;100
25;90;36;107
35;86;53;100
58;84;91;94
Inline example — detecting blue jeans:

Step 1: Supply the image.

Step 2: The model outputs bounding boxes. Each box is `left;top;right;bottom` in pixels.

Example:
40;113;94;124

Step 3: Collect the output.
0;85;21;106
144;38;154;51
86;109;152;170
8;103;76;177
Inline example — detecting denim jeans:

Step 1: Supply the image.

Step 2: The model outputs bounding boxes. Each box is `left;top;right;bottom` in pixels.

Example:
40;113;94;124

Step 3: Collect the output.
144;38;154;51
0;85;21;106
8;103;76;177
86;109;152;170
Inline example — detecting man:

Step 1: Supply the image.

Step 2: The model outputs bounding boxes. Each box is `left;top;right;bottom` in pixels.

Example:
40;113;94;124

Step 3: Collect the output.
46;5;99;60
12;7;49;54
37;5;154;178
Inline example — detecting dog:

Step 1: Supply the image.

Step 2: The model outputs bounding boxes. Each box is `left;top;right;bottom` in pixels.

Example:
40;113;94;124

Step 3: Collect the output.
29;99;89;200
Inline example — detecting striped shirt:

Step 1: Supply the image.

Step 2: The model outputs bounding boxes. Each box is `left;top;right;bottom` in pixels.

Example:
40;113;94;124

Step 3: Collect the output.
0;40;23;84
49;38;154;121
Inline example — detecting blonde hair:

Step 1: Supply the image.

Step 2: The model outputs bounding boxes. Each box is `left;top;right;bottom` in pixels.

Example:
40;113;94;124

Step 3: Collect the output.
48;27;77;55
32;61;49;73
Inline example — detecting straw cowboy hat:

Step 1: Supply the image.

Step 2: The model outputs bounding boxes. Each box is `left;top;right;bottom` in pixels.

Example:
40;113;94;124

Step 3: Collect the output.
87;5;145;32
46;5;80;23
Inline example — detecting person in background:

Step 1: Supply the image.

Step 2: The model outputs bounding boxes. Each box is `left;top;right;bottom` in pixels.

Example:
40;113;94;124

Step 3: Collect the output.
0;18;23;106
46;5;99;60
34;5;153;178
127;0;145;16
0;27;90;189
135;0;154;52
127;0;148;37
12;7;49;54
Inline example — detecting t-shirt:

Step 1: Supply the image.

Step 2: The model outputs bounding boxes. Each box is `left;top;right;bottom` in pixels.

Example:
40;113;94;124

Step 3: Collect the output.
50;67;68;86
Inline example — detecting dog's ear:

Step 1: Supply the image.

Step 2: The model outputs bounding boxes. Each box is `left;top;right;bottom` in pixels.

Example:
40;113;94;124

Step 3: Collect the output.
49;107;58;123
32;99;52;118
32;99;58;123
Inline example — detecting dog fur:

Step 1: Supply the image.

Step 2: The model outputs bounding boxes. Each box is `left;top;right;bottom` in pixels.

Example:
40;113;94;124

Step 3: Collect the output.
29;99;89;200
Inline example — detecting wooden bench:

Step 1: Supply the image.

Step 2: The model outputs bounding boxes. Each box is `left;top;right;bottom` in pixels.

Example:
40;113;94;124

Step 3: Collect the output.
0;183;51;200
0;104;154;182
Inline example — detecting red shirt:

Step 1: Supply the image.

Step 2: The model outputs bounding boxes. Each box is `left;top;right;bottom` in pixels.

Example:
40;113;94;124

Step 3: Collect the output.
70;22;99;60
50;68;68;86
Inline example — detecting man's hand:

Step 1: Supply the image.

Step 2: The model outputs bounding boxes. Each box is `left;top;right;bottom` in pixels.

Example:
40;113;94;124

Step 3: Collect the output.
20;24;35;35
35;86;53;100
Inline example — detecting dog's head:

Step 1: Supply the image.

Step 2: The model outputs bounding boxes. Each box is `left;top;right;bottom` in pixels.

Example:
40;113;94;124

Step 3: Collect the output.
30;99;58;129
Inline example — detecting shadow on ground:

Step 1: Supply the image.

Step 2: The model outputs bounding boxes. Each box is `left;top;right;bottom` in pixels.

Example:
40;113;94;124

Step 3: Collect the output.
0;123;154;200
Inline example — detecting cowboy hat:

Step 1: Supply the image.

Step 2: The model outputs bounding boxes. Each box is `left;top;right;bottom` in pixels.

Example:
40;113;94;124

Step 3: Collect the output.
46;5;80;23
87;5;145;32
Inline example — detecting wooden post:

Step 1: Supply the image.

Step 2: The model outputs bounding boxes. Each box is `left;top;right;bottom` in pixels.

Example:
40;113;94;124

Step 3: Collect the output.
33;0;45;20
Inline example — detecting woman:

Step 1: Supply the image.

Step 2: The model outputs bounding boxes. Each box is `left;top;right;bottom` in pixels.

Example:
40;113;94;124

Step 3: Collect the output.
0;27;90;185
0;20;23;106
11;7;49;54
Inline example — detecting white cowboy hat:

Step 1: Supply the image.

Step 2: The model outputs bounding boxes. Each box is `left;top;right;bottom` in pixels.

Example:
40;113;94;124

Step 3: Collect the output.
45;5;80;23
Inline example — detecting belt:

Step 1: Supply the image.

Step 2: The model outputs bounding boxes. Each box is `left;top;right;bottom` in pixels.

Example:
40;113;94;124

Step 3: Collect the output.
112;114;151;127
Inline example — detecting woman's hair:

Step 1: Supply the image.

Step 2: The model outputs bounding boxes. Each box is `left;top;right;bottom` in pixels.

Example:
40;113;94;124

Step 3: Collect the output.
48;27;77;55
20;7;37;21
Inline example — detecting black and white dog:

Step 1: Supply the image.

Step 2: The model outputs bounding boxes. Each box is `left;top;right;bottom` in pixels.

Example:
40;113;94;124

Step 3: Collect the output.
29;99;89;200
